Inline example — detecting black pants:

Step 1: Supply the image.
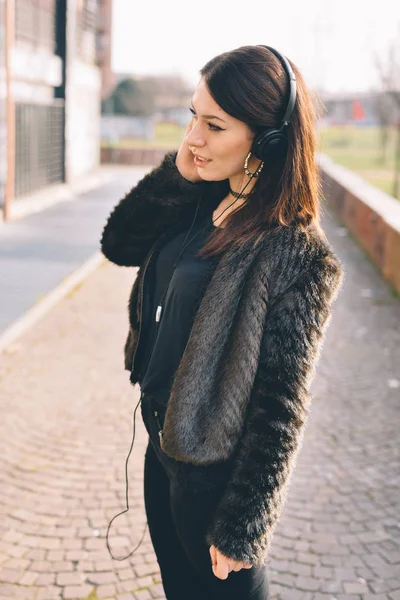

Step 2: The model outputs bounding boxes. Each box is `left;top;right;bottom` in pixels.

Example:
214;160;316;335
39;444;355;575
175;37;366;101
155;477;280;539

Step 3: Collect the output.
140;391;270;600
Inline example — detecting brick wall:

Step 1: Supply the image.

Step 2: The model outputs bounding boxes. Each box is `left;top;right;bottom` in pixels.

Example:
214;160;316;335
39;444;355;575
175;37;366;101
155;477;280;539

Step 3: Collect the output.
320;154;400;296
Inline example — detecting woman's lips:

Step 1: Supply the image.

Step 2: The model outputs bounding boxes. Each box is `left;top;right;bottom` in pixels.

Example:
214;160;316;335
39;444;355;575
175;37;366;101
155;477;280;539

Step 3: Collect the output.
194;155;211;167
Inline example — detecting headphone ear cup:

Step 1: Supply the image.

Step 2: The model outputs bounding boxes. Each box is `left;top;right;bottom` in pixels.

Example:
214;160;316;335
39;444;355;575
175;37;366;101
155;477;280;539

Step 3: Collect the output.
251;129;288;162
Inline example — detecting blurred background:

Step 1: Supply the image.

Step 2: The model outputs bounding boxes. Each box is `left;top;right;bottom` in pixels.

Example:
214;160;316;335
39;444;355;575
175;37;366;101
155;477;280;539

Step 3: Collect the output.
1;0;400;212
0;3;399;600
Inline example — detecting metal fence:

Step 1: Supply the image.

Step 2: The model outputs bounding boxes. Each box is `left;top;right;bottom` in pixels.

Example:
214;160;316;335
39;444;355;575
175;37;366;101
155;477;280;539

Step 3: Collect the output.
15;101;65;198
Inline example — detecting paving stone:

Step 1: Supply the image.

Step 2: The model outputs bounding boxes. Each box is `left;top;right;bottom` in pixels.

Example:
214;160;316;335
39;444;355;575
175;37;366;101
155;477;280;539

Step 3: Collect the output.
116;579;140;594
318;579;342;594
118;568;136;581
298;553;319;566
12;588;36;600
270;572;297;587
370;578;393;594
136;576;154;588
0;205;399;600
149;583;165;598
36;587;62;600
295;576;321;592
2;531;24;544
277;590;301;600
288;562;313;576
86;571;118;585
134;563;160;578
35;573;56;586
46;550;64;562
343;580;370;594
0;570;23;584
134;590;152;600
312;566;334;579
18;571;39;586
63;585;94;599
65;550;88;561
56;571;84;586
96;583;117;598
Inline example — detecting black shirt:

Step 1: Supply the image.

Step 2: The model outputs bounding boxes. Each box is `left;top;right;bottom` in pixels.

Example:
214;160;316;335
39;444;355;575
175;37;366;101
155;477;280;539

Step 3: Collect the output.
138;212;220;407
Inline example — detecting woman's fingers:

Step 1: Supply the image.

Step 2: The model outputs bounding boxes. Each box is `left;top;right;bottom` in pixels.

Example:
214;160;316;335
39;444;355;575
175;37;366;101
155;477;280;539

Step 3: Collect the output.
210;545;227;579
209;545;217;567
213;557;229;580
175;119;203;182
185;117;195;138
209;545;253;579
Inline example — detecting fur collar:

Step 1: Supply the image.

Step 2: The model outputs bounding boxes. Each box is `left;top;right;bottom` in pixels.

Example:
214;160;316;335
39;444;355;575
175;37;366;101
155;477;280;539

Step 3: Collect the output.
158;222;332;465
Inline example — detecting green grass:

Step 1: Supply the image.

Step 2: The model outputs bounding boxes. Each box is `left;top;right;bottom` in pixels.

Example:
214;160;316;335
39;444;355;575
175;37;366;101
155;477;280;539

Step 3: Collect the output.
318;125;399;199
154;121;185;145
102;121;185;149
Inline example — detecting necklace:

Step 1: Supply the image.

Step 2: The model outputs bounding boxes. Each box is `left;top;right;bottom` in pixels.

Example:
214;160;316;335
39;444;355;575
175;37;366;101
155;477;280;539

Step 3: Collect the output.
229;187;252;200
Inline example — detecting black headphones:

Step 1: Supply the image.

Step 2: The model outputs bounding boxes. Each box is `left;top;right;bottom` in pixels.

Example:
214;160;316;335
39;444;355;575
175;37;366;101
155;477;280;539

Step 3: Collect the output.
250;45;297;163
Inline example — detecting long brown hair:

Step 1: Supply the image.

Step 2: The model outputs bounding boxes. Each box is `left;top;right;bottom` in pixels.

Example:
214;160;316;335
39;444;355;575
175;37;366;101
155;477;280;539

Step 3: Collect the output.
196;45;325;259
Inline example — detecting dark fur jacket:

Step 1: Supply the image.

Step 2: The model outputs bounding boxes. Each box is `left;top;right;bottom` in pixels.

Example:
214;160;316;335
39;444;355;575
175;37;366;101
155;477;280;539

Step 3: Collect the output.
100;151;344;567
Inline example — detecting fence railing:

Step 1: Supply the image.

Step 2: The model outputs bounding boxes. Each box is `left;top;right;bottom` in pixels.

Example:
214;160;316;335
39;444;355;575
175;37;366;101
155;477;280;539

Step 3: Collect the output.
15;101;65;198
100;146;171;167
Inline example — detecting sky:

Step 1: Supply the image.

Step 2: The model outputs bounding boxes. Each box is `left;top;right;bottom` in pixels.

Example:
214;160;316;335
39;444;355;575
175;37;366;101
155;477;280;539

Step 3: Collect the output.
111;0;400;95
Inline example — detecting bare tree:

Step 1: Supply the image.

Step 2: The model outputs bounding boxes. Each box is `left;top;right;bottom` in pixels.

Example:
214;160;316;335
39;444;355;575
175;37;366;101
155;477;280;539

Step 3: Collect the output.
375;25;400;199
110;78;155;116
371;91;392;166
138;75;193;110
102;74;194;116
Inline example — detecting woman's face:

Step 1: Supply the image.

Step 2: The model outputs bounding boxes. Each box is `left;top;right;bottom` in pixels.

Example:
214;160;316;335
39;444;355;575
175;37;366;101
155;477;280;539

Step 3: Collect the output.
185;78;255;183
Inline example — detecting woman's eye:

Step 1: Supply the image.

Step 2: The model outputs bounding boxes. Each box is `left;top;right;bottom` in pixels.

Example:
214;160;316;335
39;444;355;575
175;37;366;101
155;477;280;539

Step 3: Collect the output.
189;108;223;132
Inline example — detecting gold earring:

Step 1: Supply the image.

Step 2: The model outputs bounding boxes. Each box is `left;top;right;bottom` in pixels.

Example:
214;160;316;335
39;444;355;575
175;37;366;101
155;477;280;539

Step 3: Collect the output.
244;151;264;178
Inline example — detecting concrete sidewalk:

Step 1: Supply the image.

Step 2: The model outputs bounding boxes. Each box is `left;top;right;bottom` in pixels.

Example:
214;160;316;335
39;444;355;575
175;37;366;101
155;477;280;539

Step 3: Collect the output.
0;196;399;599
0;166;147;347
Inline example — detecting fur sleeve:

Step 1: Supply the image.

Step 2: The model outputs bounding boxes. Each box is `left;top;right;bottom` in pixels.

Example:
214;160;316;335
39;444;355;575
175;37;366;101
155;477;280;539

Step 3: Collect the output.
205;252;344;567
100;151;209;267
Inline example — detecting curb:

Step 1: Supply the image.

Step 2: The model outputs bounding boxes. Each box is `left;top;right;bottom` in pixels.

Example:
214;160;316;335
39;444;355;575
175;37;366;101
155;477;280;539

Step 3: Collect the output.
0;252;105;355
0;170;114;223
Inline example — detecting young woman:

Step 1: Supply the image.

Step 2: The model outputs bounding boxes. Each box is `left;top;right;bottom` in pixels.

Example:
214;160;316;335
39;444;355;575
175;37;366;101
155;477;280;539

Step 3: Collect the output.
101;45;344;600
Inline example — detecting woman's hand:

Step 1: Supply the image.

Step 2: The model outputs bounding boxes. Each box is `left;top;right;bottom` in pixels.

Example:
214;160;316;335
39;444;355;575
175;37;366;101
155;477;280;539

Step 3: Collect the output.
209;544;253;580
175;118;203;183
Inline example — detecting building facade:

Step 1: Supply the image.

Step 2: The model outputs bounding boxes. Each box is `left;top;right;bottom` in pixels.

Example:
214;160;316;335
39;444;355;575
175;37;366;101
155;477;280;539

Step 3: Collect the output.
0;0;8;207
95;0;114;100
1;0;101;219
320;91;400;127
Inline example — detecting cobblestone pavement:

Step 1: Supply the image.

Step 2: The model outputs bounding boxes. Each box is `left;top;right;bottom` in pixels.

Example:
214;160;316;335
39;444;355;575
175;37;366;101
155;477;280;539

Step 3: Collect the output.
0;208;399;600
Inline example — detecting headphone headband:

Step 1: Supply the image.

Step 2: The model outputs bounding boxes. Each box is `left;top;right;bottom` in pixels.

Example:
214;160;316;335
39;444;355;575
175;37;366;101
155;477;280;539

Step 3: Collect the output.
249;45;297;163
257;45;297;127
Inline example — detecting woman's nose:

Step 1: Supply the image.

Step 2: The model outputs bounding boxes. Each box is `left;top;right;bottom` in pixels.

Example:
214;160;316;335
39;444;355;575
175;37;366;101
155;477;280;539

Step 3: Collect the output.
186;122;206;147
